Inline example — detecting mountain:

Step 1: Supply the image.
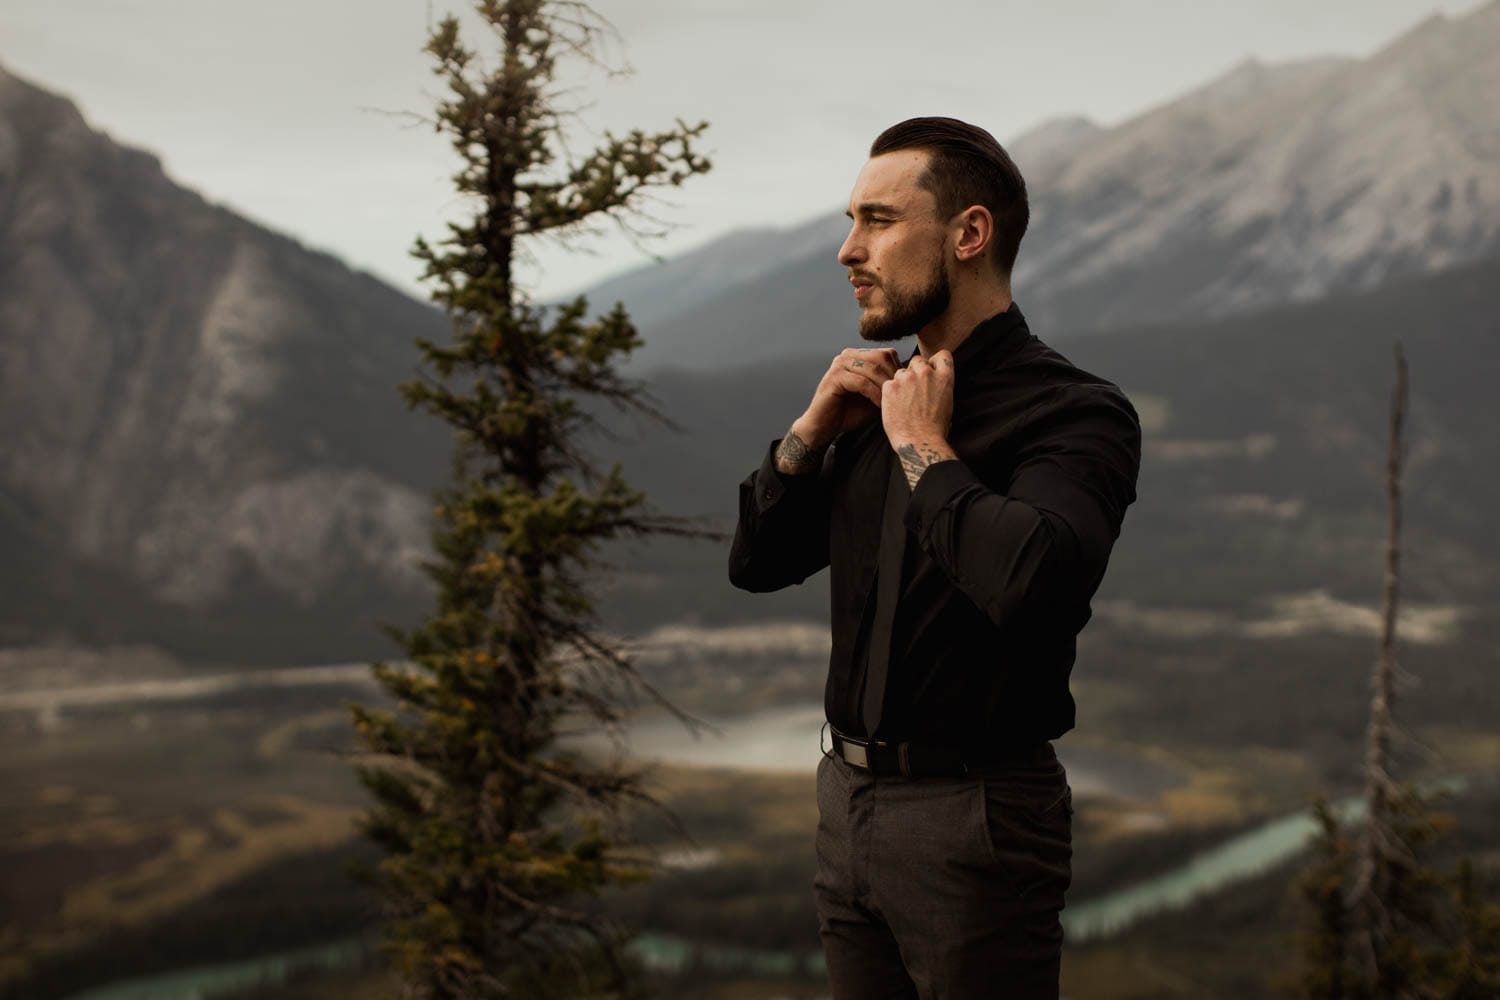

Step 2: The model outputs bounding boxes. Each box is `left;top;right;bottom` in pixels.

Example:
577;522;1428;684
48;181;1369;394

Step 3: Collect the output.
603;2;1500;371
1013;6;1500;332
2;3;1498;669
580;115;1105;374
0;61;451;659
562;212;851;339
1002;115;1103;171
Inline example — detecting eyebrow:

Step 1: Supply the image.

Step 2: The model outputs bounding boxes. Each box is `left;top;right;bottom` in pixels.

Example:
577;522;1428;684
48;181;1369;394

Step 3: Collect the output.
845;201;903;220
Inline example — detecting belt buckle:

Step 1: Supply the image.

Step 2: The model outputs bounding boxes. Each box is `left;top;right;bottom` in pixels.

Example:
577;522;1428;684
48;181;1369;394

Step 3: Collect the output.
842;741;869;768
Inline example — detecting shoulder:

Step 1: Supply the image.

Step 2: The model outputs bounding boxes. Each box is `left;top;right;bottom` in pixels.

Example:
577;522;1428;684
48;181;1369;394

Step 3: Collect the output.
1006;339;1140;436
1008;348;1142;492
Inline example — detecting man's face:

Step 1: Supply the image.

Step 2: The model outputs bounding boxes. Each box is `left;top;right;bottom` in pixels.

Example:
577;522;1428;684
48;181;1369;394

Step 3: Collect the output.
838;149;952;343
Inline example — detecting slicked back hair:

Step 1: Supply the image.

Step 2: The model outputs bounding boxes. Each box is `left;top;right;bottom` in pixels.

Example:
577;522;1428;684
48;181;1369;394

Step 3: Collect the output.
870;117;1028;277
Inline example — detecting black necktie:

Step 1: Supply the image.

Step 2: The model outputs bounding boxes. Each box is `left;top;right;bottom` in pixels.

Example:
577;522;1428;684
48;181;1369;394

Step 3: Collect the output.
862;448;908;737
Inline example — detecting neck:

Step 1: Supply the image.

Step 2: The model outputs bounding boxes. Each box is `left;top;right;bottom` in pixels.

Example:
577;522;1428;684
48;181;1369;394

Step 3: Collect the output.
916;283;1013;358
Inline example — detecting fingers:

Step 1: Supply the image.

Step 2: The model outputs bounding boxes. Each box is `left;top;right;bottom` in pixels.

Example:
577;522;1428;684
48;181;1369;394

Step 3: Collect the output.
825;348;897;405
888;350;954;383
821;347;949;409
905;350;953;371
840;347;899;381
830;366;885;406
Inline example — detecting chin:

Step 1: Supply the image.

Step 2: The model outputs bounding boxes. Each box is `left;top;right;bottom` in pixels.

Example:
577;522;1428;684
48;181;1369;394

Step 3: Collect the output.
858;315;908;344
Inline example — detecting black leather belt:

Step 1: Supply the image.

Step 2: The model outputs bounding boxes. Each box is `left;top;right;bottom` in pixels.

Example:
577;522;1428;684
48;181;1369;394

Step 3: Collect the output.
828;726;1052;778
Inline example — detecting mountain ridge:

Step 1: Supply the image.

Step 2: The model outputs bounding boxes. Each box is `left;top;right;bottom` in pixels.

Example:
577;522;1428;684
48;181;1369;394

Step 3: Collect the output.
618;2;1500;371
2;7;1498;663
1;61;451;654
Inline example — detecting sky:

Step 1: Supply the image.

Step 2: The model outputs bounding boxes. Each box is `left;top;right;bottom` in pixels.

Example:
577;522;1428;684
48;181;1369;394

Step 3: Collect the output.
1;0;1486;301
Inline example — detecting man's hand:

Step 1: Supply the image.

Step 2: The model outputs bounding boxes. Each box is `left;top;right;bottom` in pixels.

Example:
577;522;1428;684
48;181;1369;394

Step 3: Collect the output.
776;347;900;474
882;350;959;489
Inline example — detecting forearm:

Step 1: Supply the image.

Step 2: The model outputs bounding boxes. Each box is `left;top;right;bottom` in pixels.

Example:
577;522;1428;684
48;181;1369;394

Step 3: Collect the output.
905;459;1114;628
891;434;959;490
772;424;829;476
728;436;833;592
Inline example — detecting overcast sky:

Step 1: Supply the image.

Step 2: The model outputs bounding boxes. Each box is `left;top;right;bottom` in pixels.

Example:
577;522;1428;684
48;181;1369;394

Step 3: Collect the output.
2;0;1485;300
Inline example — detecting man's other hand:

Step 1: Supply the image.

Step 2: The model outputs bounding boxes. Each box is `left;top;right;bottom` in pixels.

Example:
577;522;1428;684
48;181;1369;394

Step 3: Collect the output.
882;350;959;488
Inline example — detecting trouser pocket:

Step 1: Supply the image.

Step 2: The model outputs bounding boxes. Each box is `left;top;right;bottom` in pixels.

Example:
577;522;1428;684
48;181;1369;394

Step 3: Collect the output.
978;763;1073;903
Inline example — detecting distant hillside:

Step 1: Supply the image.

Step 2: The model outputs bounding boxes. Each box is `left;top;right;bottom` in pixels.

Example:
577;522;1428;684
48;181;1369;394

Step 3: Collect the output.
600;2;1500;372
586;114;1104;373
2;2;1499;670
0;61;450;658
602;256;1500;634
567;212;851;339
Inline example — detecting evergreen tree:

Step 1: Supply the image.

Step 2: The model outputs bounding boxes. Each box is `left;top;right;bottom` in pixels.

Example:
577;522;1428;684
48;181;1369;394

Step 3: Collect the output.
1293;788;1497;999
1445;860;1500;997
347;2;710;996
1297;800;1355;1000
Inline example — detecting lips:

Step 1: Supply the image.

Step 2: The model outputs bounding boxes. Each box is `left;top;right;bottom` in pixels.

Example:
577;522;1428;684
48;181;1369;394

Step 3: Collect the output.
850;275;876;301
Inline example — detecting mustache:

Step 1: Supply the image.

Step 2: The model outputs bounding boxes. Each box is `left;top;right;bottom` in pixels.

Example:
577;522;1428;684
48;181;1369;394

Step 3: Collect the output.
848;271;878;284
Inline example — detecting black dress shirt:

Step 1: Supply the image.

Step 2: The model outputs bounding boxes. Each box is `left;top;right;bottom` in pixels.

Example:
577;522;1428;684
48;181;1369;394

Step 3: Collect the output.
727;302;1141;749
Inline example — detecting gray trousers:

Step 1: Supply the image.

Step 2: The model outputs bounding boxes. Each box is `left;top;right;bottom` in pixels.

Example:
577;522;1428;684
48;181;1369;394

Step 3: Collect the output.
813;746;1073;999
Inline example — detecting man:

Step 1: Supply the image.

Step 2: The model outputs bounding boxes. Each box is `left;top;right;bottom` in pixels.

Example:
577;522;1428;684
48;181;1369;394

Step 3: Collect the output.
727;117;1141;998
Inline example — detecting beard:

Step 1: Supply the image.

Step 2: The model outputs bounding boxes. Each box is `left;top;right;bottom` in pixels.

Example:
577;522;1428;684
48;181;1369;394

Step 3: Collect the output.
858;257;951;343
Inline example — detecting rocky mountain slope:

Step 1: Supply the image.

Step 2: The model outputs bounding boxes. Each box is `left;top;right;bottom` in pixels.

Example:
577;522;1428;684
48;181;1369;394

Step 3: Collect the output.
608;2;1500;371
0;61;450;657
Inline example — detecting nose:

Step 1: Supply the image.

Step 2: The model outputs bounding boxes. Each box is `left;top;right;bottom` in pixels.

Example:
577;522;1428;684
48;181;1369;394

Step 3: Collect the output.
837;224;864;268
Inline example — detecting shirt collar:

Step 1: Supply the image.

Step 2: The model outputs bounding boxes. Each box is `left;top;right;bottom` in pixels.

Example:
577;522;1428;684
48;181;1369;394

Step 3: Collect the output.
900;301;1031;379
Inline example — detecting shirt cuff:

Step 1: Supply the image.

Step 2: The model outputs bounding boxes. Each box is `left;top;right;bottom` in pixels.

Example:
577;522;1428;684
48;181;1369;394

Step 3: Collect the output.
905;458;979;538
755;437;821;514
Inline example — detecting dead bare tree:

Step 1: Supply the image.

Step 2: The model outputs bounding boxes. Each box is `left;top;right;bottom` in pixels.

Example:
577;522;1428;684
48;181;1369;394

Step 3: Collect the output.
1296;346;1500;999
1347;342;1409;990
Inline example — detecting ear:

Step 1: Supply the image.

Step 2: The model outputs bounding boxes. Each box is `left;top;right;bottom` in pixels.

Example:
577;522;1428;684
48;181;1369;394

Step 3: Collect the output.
953;205;993;264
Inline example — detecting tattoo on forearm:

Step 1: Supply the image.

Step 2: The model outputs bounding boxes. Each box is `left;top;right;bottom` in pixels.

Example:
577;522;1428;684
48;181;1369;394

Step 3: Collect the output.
895;442;952;489
776;430;825;474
